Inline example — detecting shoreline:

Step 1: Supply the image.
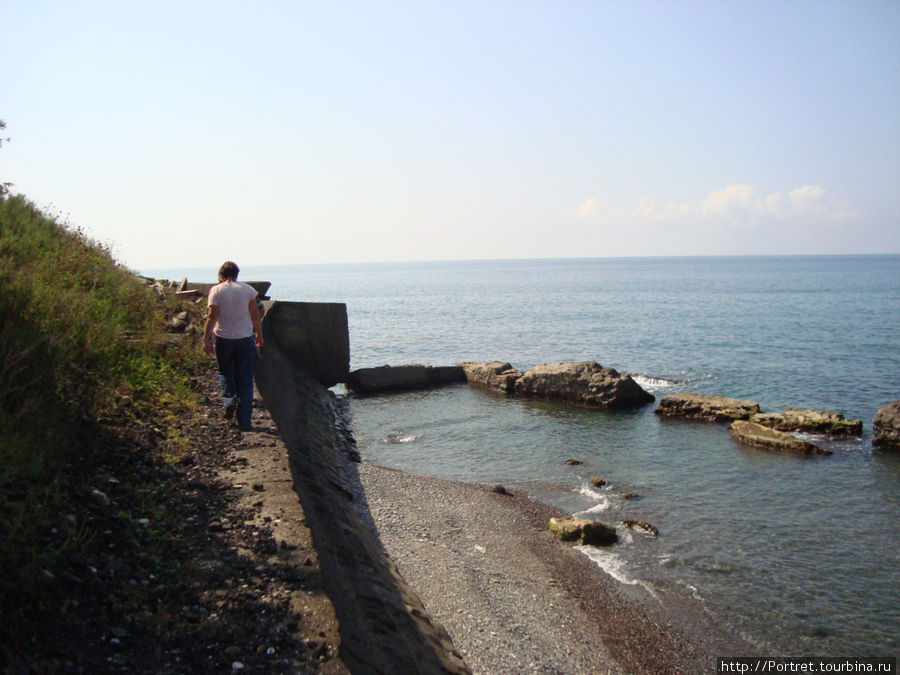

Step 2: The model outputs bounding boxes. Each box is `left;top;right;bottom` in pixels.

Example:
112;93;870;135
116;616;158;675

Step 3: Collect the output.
249;305;753;671
349;460;749;673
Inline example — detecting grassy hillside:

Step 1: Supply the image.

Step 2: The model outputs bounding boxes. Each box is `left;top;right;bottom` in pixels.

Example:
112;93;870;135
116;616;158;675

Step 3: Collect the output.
0;194;207;660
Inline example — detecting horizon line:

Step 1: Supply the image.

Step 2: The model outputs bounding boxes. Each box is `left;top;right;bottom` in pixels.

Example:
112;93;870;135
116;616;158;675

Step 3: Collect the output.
140;251;899;274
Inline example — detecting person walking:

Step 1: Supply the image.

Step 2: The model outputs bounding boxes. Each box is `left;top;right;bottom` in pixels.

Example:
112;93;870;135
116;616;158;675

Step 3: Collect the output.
202;261;263;431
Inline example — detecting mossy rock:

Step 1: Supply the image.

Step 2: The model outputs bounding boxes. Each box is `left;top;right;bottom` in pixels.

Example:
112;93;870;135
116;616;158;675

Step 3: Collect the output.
751;408;862;436
623;519;659;536
655;392;760;422
729;420;831;455
548;517;618;546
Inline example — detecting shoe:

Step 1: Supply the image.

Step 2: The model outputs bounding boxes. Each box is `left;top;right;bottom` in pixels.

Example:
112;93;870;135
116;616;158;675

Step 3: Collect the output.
225;402;236;420
239;425;252;432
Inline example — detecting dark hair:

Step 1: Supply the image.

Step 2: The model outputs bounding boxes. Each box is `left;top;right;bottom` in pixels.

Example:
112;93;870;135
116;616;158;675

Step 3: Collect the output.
218;261;239;280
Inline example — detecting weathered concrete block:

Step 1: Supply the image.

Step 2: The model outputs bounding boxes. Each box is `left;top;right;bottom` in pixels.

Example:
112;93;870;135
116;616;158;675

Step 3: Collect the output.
427;365;468;386
348;365;429;393
262;301;350;387
347;365;466;394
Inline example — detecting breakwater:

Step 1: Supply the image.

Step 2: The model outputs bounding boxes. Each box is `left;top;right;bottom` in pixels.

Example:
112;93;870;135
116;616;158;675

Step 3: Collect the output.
254;301;469;674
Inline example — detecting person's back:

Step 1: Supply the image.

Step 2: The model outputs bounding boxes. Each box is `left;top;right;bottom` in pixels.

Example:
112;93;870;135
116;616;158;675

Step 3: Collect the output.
208;280;256;339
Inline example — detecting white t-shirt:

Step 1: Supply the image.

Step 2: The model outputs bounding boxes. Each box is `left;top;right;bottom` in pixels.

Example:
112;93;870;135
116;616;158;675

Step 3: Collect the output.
208;281;258;339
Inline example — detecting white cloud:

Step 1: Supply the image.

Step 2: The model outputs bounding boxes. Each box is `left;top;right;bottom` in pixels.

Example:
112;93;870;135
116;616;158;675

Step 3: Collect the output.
789;184;825;205
697;184;761;219
573;196;603;220
574;184;856;226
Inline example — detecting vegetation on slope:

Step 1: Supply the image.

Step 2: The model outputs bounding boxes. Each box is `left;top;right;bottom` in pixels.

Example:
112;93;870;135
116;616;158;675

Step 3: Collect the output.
0;193;207;661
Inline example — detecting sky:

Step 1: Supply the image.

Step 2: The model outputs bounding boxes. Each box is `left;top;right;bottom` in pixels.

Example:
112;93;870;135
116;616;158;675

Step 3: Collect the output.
1;1;898;271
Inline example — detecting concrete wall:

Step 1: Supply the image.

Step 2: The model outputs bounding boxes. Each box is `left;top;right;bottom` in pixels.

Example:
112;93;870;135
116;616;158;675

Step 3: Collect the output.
261;301;350;387
254;309;469;673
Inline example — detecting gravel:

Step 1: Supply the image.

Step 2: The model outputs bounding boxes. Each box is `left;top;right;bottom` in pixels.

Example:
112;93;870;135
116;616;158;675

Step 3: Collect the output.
352;462;718;674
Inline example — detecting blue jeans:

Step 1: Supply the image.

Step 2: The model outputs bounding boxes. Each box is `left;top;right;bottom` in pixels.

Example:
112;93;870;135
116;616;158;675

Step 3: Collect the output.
214;336;257;429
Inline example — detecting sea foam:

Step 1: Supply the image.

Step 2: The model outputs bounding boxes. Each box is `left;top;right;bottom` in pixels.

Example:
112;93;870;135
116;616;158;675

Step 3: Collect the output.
574;544;658;597
630;374;684;389
577;485;606;501
383;432;420;444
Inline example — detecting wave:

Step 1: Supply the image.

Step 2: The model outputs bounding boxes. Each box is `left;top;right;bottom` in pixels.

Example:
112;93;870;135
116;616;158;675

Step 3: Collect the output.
631;374;685;389
574;544;658;597
573;500;610;517
383;432;421;444
577;484;607;501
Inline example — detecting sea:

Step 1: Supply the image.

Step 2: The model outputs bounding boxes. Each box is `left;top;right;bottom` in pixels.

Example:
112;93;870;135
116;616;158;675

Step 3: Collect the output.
149;255;900;658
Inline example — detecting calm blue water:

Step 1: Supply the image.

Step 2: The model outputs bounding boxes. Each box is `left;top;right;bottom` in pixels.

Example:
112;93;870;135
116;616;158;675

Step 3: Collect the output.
150;256;900;657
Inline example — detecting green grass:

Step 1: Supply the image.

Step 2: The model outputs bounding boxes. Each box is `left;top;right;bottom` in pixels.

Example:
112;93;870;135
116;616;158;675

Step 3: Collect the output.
0;194;207;637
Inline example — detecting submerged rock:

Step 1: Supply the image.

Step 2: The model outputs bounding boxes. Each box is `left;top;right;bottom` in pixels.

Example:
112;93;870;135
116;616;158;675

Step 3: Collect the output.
548;517;618;546
729;420;831;456
514;361;654;409
655;392;760;422
751;408;862;436
873;401;900;451
458;361;524;395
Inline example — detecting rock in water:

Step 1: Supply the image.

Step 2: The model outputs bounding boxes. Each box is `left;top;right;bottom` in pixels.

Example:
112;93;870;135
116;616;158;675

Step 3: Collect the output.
751;408;862;436
872;401;900;450
622;520;659;536
729;420;831;456
548;517;618;546
458;361;523;394
655;392;760;422
514;361;654;409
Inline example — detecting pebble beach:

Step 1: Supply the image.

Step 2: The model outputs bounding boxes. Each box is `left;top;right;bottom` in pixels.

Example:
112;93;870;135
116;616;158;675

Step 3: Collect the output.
351;461;744;673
